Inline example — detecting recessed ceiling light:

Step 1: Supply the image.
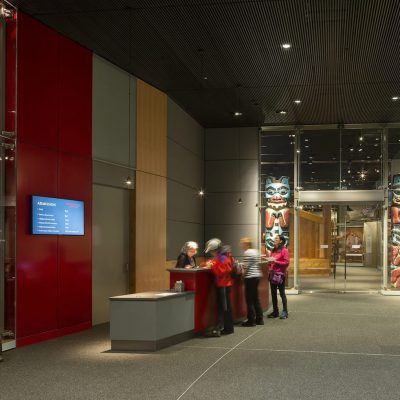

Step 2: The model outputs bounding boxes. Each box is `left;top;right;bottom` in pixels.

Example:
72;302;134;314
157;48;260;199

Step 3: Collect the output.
359;136;363;141
234;111;243;116
358;148;363;152
281;43;291;49
203;76;208;80
350;147;354;151
294;99;301;104
296;149;300;153
279;110;287;114
392;96;399;101
199;189;204;196
304;138;309;142
305;145;309;148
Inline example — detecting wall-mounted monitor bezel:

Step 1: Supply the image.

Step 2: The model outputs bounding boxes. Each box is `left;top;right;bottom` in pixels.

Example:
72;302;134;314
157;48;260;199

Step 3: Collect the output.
31;195;85;236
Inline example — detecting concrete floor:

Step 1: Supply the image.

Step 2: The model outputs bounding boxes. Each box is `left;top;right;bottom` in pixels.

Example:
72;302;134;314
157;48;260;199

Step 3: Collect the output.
2;293;400;400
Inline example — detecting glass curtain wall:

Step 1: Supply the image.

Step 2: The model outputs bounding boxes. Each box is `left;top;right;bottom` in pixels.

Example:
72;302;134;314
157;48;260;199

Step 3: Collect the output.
299;128;383;190
388;128;400;291
260;125;390;292
259;131;295;288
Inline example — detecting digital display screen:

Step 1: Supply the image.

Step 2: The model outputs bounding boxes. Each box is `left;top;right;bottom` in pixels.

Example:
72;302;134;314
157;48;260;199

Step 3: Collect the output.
32;196;84;235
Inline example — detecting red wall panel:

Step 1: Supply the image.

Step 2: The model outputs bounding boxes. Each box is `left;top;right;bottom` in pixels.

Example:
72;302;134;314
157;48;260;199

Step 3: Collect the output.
16;13;93;345
58;36;92;157
16;143;58;337
17;13;58;148
58;154;92;328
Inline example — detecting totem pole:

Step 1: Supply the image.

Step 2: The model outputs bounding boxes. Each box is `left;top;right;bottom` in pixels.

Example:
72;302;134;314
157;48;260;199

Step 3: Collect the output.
264;176;290;251
390;174;400;287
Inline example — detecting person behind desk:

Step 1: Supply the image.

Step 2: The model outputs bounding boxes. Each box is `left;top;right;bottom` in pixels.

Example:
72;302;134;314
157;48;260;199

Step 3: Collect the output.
175;241;198;269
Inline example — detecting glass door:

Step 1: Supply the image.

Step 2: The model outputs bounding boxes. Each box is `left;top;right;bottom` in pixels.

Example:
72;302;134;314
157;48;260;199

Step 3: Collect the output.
298;203;382;292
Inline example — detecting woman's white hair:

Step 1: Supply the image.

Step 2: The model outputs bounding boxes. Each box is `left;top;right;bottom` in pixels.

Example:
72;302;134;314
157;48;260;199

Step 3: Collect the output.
181;241;198;253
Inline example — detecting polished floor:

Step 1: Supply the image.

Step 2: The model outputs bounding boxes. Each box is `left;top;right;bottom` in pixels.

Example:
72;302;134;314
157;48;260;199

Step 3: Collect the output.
294;266;382;292
2;293;400;400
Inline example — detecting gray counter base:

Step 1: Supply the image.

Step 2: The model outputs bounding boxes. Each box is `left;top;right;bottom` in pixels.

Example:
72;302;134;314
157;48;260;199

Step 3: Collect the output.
111;330;195;352
109;291;195;352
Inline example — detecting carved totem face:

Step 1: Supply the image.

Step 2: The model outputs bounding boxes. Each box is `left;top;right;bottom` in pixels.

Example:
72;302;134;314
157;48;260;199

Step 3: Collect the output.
392;175;400;206
265;176;290;208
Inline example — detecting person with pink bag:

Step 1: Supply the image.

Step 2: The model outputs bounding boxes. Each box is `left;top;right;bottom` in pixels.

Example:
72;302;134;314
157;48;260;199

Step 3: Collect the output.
267;234;290;319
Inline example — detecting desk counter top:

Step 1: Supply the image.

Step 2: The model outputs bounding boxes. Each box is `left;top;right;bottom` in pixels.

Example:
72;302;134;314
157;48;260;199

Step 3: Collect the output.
167;267;210;273
110;290;194;302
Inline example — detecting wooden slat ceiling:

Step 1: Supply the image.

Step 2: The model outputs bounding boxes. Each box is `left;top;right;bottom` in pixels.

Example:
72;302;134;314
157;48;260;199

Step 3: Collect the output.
9;0;400;128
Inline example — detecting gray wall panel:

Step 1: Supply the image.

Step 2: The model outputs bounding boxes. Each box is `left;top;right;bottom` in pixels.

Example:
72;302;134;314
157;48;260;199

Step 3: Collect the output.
167;98;205;260
168;98;203;157
168;139;203;187
93;55;136;167
205;127;259;255
92;185;130;324
205;192;258;225
205;128;239;160
167;180;204;224
167;220;204;261
239;127;259;159
205;127;258;161
205;160;258;192
93;160;135;190
205;224;259;258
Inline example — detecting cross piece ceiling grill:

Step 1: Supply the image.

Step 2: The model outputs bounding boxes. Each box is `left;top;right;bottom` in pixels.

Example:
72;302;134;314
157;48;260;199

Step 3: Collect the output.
9;0;400;128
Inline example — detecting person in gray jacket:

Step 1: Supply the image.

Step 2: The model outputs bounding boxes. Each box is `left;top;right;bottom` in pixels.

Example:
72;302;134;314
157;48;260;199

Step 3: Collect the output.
240;237;264;326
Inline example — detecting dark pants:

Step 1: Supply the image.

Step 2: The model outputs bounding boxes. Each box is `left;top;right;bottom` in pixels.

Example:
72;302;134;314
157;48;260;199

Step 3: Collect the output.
270;278;288;313
244;278;263;323
217;286;234;333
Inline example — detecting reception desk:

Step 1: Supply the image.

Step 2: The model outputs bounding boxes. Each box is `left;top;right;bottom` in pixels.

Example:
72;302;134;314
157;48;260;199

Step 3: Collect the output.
168;267;270;333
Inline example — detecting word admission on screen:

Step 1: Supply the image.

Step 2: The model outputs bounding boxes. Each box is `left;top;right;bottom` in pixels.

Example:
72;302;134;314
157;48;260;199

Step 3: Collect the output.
32;196;84;235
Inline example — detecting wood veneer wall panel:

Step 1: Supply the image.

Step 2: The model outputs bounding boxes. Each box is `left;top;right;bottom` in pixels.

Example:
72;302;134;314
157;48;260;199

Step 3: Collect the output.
135;79;167;292
136;79;167;176
135;171;167;292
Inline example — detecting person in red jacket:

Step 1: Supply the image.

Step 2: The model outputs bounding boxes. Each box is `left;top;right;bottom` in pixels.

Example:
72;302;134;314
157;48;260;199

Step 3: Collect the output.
267;234;290;319
204;238;234;335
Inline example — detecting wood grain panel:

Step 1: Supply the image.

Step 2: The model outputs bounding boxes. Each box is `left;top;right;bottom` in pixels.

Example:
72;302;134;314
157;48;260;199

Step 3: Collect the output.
136;79;167;177
135;171;167;292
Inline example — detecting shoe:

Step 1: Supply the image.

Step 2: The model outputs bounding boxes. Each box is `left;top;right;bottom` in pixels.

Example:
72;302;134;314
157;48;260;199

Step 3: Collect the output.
267;311;279;319
256;319;264;325
279;311;288;319
241;320;256;327
204;328;221;337
221;329;234;335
